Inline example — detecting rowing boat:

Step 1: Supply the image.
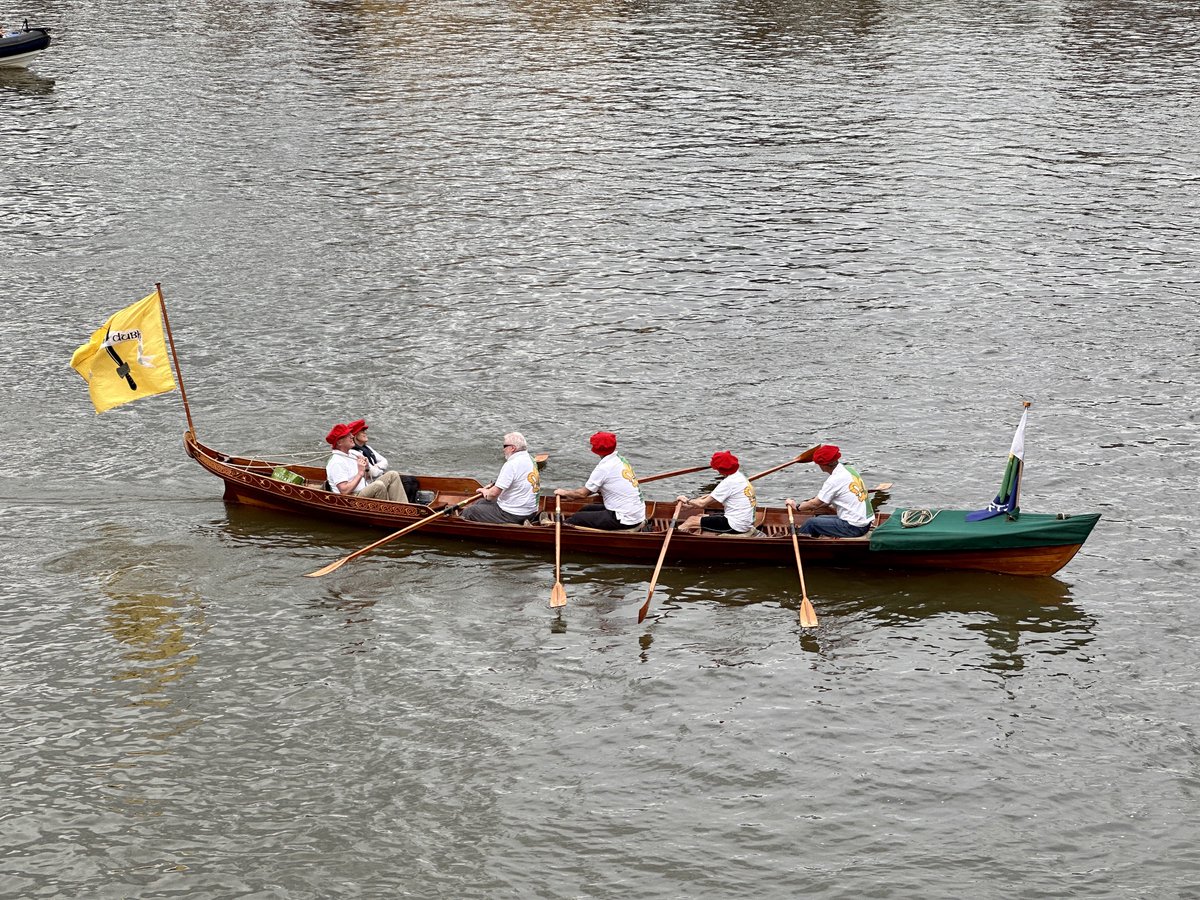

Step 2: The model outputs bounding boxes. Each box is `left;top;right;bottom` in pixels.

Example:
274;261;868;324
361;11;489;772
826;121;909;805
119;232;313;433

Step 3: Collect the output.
184;431;1099;577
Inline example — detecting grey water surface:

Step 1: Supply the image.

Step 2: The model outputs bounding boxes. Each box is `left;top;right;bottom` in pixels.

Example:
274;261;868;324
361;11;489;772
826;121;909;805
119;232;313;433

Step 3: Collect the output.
2;1;1199;897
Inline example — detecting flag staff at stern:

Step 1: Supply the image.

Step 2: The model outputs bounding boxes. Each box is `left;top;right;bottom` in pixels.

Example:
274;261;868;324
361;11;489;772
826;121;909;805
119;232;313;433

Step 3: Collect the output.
70;284;194;432
965;400;1031;522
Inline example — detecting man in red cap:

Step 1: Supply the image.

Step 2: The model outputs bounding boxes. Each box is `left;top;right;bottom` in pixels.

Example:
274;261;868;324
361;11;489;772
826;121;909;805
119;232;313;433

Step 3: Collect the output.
554;431;646;530
325;422;408;502
676;450;757;534
787;444;874;538
347;418;421;504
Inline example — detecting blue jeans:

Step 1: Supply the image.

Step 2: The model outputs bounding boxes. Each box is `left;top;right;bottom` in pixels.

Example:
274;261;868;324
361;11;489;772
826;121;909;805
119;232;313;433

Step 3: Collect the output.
798;515;871;538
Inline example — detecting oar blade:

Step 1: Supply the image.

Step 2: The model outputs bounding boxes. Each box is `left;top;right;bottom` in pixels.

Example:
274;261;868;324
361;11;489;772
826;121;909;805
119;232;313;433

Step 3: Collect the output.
301;498;470;579
799;596;819;629
550;581;567;608
303;558;348;578
637;594;652;624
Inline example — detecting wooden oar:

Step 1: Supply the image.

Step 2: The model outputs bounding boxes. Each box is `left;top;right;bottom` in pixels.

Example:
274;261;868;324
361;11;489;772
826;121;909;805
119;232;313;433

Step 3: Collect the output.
640;445;820;488
638;500;684;624
639;463;709;485
550;495;567;608
785;500;819;628
303;495;480;578
747;445;820;483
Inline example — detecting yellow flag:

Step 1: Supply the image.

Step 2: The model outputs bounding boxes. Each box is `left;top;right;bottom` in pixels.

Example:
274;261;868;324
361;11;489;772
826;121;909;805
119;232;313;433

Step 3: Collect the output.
71;291;178;414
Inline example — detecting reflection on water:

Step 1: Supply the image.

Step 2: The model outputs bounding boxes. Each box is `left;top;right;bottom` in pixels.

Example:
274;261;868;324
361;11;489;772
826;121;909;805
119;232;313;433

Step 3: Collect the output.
550;611;568;634
216;502;1097;679
821;570;1098;675
635;564;1097;674
103;573;204;708
0;68;55;95
207;503;364;551
304;589;379;654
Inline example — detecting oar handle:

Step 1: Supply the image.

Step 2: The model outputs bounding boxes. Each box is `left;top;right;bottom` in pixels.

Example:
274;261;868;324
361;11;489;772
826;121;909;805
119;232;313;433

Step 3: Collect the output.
785;498;800;535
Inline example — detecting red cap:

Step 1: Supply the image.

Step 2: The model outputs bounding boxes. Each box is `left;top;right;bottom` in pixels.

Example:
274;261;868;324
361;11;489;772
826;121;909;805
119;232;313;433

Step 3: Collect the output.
347;419;367;435
710;450;739;475
590;431;617;455
325;423;353;445
813;444;841;466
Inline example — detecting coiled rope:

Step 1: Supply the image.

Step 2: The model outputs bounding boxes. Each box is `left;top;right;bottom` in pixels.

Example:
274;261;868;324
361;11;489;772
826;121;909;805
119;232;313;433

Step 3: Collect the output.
900;508;939;528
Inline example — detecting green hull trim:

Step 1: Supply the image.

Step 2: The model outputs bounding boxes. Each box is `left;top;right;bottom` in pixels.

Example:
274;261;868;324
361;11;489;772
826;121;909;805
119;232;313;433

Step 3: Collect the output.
870;509;1101;553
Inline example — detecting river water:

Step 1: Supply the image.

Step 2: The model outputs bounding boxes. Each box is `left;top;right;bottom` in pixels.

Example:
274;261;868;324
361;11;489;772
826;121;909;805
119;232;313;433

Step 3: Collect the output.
3;1;1199;897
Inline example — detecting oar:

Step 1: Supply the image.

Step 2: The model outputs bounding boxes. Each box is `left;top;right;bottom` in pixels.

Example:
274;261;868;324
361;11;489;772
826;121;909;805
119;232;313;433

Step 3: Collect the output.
303;495;481;578
639;463;709;485
550;495;567;608
785;500;819;628
638;499;684;624
747;445;820;483
639;446;820;488
638;446;820;488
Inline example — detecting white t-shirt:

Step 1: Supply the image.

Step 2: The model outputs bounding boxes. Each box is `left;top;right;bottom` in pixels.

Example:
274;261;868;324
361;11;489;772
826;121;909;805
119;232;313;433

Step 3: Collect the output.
817;463;872;527
585;453;646;525
326;450;364;494
711;470;757;532
495;450;540;516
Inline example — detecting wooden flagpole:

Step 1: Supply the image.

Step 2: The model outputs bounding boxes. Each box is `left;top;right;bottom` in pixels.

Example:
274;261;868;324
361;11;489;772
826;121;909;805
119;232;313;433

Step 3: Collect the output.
155;283;195;436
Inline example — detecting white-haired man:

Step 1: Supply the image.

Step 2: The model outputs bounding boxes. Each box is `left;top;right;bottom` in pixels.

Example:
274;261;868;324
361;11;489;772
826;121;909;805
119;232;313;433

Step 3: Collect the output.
460;431;541;524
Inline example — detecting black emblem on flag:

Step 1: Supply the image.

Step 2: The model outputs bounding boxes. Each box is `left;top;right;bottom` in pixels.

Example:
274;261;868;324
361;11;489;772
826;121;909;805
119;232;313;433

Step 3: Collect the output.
104;323;138;391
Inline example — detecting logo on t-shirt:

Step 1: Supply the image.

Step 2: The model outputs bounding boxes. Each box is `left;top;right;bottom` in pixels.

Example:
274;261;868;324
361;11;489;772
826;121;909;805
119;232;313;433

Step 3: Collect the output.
619;456;644;499
849;477;867;502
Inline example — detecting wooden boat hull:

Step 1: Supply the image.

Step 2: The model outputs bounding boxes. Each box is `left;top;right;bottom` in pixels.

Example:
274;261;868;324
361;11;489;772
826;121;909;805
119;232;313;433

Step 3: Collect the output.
184;432;1098;577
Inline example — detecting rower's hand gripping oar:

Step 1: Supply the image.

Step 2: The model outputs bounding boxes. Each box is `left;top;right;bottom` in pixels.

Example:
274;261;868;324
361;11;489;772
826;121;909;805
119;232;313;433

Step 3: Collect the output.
785;500;819;628
550;495;567;608
638;499;684;624
303;495;481;578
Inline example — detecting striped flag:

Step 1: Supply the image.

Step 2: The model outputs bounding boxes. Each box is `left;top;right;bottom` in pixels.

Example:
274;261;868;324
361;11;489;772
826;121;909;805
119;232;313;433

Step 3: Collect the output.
965;405;1028;522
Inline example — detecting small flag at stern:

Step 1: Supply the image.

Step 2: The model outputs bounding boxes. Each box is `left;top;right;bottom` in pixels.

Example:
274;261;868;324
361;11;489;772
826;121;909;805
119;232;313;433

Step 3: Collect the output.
965;404;1029;522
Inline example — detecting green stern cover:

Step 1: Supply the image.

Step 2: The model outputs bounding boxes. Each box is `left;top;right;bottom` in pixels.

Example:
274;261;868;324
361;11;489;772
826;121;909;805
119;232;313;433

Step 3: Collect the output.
870;510;1101;553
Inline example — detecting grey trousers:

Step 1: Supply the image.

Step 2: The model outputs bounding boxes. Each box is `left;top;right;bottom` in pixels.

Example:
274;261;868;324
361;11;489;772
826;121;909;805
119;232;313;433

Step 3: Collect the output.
460;499;536;524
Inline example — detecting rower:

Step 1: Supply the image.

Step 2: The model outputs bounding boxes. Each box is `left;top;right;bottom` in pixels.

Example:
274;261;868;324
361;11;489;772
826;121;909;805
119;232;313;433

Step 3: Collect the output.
786;444;874;538
553;431;646;531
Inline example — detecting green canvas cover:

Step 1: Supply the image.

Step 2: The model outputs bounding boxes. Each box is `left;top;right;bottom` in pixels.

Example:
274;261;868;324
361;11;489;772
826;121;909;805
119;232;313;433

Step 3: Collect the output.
870;509;1101;553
